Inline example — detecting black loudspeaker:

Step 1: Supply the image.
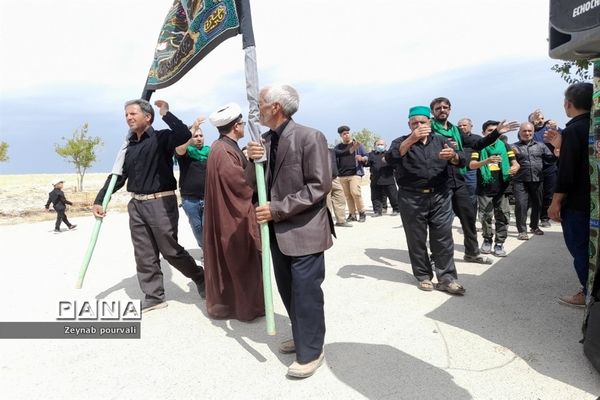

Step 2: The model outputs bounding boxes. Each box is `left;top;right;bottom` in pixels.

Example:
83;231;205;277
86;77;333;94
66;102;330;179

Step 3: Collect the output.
549;0;600;60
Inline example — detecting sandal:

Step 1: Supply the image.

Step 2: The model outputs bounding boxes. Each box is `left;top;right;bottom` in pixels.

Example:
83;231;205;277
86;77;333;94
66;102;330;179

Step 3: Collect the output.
418;279;434;291
436;281;466;295
463;254;493;265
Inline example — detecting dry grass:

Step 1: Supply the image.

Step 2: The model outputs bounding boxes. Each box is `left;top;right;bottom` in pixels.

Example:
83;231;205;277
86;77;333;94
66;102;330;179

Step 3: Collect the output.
0;170;367;225
0;173;131;225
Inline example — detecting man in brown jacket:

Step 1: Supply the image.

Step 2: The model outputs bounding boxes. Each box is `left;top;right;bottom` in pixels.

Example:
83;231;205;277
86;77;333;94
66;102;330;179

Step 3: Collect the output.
246;84;333;379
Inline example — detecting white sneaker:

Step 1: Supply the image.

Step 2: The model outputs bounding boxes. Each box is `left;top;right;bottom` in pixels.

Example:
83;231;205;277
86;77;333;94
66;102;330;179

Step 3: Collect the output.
287;352;324;378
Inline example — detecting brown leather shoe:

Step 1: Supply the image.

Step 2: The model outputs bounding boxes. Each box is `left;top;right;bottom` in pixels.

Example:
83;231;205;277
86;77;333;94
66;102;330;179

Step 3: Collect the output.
558;289;585;308
287;352;324;378
279;339;296;354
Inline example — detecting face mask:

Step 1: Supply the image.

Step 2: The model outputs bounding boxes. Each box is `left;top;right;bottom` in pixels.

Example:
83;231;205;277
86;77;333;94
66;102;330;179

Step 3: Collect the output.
376;145;385;152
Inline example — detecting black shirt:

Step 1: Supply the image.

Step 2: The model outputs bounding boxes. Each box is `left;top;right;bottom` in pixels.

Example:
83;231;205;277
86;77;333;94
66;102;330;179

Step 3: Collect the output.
461;132;483;170
386;134;460;189
45;188;72;210
266;119;290;189
554;113;591;212
177;150;207;199
366;151;395;185
461;132;484;152
94;112;191;204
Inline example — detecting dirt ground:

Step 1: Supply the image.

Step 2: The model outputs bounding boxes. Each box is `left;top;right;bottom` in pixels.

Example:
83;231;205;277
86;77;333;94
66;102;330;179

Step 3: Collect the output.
0;170;366;225
0;173;135;225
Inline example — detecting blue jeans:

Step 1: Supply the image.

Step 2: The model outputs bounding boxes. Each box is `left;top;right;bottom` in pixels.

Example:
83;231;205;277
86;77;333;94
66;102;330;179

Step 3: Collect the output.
561;208;589;293
182;197;204;248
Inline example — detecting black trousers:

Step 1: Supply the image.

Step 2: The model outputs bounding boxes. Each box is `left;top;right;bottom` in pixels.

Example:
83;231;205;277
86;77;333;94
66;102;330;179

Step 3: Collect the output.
540;168;557;222
371;182;399;214
513;181;542;233
270;229;326;364
54;208;71;230
450;185;480;256
128;196;204;302
398;189;458;283
477;193;510;244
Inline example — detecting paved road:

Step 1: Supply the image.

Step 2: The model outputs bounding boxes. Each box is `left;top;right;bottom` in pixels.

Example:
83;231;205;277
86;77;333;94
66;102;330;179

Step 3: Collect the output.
1;192;598;399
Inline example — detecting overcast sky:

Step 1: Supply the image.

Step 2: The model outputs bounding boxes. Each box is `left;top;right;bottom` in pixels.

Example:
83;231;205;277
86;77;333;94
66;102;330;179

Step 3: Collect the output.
0;0;575;174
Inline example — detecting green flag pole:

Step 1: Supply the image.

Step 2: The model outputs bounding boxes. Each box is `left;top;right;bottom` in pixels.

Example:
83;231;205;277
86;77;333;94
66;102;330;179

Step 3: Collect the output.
75;174;119;289
255;161;275;335
243;44;275;335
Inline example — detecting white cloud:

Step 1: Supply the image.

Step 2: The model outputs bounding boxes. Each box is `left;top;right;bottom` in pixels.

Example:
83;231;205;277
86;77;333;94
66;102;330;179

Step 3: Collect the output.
1;0;552;100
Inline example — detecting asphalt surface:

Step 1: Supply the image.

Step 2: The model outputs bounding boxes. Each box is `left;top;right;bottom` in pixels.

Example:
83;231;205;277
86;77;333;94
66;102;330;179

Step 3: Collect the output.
1;190;599;399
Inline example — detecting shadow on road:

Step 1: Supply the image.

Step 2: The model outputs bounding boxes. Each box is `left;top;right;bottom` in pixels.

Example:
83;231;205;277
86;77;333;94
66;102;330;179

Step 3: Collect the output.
426;231;600;394
326;342;471;400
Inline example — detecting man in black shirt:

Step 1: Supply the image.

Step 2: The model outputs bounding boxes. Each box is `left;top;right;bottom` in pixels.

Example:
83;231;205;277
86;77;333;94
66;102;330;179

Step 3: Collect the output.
366;139;399;216
430;97;515;265
334;126;368;222
92;99;205;312
547;82;593;308
457;118;480;209
45;179;77;232
529;109;559;227
386;105;466;295
176;116;210;249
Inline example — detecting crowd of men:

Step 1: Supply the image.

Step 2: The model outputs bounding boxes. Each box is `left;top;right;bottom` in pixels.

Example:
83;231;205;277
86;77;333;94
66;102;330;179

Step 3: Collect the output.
91;82;593;379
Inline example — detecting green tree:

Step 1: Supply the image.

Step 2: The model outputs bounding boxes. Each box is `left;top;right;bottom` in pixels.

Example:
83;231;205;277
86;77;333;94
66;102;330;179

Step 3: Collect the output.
55;123;103;191
551;60;592;84
0;141;8;162
352;128;381;152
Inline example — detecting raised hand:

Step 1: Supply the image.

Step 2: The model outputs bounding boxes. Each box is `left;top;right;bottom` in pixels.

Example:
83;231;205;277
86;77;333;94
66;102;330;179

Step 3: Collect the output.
544;128;561;149
497;120;519;134
154;100;169;116
410;124;431;143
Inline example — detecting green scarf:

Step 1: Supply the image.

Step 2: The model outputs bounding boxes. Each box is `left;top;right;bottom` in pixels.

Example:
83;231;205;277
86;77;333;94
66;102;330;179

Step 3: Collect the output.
187;145;210;161
430;119;466;175
479;140;509;184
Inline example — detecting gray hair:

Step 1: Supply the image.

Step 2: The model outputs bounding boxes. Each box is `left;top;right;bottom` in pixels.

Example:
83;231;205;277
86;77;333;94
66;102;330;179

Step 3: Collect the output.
519;122;534;131
125;99;155;123
261;84;299;118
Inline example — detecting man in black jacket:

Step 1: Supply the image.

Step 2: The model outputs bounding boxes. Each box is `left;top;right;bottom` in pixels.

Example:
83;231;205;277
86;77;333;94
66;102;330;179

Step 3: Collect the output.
366;139;399;216
547;82;593;307
45;179;77;232
511;123;557;240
